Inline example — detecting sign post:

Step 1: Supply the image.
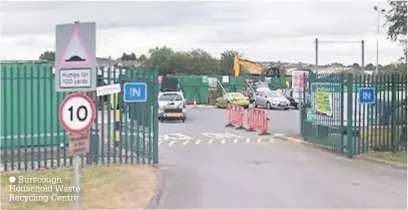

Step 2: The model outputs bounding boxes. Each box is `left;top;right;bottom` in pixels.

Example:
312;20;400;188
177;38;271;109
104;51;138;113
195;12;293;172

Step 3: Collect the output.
59;91;96;210
56;21;96;210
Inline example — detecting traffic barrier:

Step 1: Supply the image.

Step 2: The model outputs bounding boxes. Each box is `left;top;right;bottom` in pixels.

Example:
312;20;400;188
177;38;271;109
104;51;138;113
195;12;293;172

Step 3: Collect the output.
114;109;121;147
225;105;245;129
245;108;270;135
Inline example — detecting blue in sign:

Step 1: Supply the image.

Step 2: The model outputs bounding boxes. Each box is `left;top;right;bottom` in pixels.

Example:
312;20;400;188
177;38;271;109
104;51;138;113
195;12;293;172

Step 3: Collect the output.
358;87;376;104
123;82;147;103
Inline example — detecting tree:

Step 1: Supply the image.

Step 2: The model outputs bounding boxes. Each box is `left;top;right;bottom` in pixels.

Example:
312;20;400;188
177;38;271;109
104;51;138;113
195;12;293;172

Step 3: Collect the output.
39;51;55;61
365;63;375;70
352;63;360;69
384;1;407;62
121;52;137;60
220;50;242;75
138;54;148;62
145;46;175;74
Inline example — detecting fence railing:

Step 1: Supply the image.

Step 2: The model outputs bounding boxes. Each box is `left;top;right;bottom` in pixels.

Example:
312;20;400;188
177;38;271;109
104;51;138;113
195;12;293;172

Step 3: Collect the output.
301;73;407;158
1;63;159;172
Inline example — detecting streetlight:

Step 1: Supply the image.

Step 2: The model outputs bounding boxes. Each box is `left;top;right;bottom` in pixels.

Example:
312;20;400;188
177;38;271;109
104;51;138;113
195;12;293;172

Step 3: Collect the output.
374;6;385;74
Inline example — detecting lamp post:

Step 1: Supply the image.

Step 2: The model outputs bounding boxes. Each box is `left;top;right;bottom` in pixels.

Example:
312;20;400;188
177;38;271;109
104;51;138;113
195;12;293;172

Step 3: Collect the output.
374;6;385;74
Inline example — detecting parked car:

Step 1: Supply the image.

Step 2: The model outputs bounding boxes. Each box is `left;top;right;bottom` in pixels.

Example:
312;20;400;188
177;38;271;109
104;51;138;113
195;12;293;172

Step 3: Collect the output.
282;88;303;109
254;89;290;110
215;92;251;108
158;92;187;123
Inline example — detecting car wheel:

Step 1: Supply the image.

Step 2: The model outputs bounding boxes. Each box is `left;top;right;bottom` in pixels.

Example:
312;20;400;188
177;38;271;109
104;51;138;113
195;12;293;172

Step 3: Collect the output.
254;102;258;108
182;117;186;123
296;103;302;109
267;102;272;110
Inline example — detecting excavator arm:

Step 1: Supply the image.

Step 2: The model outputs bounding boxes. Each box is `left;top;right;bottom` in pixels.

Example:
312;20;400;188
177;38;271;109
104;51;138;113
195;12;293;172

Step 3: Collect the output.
233;56;264;77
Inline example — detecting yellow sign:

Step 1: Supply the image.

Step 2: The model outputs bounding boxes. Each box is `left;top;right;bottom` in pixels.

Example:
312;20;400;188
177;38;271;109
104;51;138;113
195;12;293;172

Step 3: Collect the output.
315;91;333;116
167;113;181;117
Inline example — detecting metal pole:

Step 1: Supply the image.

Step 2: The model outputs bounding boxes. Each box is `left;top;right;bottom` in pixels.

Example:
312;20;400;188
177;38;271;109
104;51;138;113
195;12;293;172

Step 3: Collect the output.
74;155;81;210
376;11;380;74
362;40;365;71
315;38;319;72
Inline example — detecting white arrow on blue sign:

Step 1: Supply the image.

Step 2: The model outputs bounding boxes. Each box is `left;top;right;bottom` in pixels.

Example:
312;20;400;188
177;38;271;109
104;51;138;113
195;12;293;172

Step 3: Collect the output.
358;87;376;104
123;82;147;103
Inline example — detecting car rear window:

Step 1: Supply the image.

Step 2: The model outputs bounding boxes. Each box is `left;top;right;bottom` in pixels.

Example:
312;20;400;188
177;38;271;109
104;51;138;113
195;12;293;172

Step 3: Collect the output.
159;94;183;101
229;93;244;97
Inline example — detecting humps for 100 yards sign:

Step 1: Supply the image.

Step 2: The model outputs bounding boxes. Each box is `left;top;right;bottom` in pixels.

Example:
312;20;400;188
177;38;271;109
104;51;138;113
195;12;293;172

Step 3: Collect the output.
55;22;97;92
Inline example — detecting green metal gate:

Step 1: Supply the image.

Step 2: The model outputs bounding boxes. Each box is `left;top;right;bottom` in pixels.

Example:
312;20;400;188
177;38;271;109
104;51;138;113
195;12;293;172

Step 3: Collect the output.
1;62;159;171
301;73;407;158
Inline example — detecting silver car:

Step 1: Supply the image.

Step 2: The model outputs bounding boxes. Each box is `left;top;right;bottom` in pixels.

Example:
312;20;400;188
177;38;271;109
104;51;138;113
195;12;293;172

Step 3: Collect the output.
254;89;290;110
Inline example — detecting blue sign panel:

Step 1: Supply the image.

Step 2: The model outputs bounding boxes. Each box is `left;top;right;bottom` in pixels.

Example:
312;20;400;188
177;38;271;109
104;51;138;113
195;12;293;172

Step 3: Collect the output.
358;87;376;104
123;82;147;103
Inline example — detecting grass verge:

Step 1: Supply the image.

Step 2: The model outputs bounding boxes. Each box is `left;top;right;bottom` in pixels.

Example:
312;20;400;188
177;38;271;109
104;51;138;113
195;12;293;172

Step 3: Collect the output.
366;151;407;165
1;164;157;210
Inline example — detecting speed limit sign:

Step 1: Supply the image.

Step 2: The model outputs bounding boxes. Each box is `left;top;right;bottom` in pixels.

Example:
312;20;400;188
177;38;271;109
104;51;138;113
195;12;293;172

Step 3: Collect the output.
59;92;96;134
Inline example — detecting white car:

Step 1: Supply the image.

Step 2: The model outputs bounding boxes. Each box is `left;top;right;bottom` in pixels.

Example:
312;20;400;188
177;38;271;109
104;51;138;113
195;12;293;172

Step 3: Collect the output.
158;92;187;122
254;89;291;110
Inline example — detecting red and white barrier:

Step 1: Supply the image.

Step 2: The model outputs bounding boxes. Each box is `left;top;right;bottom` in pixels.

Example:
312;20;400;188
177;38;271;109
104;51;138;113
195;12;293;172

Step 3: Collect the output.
225;106;270;135
225;105;245;129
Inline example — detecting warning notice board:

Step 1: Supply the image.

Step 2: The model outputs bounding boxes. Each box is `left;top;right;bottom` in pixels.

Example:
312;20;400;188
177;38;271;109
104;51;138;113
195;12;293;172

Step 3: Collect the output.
69;132;90;156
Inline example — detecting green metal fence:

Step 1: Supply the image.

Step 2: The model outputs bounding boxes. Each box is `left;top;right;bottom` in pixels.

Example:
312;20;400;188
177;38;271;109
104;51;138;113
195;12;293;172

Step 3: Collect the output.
0;63;159;171
301;73;407;158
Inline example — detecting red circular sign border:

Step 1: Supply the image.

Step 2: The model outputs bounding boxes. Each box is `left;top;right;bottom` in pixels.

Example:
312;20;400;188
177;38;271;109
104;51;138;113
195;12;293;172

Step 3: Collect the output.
59;92;97;134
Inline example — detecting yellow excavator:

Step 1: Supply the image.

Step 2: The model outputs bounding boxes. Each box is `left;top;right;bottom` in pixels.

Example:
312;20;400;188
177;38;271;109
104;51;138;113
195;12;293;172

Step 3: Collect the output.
233;56;281;77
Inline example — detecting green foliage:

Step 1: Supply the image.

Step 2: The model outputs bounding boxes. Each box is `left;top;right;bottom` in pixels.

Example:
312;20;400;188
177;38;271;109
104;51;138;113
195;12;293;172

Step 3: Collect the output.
38;51;55;61
121;52;137;60
220;50;242;75
384;1;407;62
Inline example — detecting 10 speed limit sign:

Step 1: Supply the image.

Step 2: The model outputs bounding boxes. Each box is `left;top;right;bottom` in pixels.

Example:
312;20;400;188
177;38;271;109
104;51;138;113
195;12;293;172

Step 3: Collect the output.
59;92;96;134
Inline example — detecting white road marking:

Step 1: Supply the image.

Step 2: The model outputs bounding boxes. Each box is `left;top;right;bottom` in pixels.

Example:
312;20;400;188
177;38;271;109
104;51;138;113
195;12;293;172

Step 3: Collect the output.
195;140;202;144
158;140;163;146
245;138;250;144
233;139;239;144
269;138;276;143
257;138;262;143
169;141;176;146
208;139;214;145
201;132;244;139
273;133;284;138
221;139;226;144
182;140;189;146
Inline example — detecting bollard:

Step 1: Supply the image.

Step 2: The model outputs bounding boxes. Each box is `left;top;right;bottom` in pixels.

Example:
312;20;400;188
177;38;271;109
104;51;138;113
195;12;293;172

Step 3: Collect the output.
114;109;121;147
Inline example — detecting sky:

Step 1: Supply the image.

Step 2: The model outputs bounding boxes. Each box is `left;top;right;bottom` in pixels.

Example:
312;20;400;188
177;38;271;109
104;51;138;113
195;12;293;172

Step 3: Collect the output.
0;0;404;65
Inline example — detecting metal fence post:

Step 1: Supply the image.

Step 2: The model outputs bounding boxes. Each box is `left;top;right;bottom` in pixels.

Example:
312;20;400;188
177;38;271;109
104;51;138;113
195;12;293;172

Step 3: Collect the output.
391;74;397;152
346;73;353;158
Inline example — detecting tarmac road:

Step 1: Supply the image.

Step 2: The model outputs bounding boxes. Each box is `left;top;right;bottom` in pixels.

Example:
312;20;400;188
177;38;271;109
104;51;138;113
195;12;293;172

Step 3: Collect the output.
157;108;407;209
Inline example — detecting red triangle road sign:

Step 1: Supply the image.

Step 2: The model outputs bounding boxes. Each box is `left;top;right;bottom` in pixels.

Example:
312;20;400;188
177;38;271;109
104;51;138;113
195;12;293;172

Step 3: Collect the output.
59;27;95;68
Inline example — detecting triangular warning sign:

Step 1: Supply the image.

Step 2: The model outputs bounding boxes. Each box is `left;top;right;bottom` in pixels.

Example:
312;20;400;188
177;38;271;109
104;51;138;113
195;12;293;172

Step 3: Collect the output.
59;28;94;68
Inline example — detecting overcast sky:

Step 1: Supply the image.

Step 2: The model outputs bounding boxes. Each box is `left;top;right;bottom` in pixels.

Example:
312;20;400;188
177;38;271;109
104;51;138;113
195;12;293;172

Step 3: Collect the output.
0;0;403;65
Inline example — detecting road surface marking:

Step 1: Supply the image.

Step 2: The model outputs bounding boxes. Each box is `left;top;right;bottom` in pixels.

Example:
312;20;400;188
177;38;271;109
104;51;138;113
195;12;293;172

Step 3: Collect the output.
269;138;275;143
182;140;189;146
195;140;202;144
208;139;214;145
158;140;163;146
233;139;239;144
221;139;226;144
245;138;250;144
257;138;262;143
169;141;176;146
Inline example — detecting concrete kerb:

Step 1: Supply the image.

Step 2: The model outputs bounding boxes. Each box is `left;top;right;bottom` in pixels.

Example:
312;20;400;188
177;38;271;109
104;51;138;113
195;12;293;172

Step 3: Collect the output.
145;165;164;210
274;134;407;170
354;155;407;170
